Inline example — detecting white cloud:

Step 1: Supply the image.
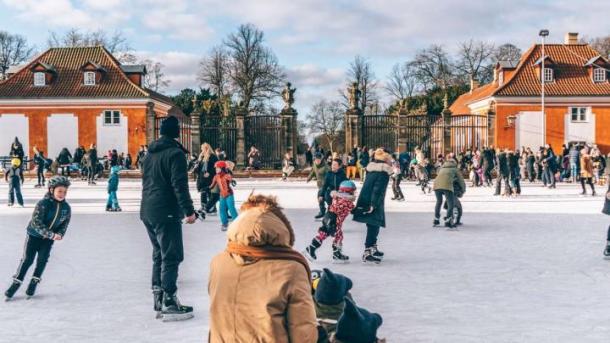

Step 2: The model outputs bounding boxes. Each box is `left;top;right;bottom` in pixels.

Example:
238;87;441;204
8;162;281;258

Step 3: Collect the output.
134;51;201;94
286;64;344;88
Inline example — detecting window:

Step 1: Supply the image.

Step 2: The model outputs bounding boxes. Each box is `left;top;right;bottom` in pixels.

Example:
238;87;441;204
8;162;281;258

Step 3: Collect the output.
593;68;606;82
33;72;45;86
570;107;588;122
104;110;121;125
84;71;96;85
543;68;554;82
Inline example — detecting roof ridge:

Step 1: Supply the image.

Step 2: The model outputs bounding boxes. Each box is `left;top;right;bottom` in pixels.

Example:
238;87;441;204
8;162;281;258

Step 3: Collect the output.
98;46;150;98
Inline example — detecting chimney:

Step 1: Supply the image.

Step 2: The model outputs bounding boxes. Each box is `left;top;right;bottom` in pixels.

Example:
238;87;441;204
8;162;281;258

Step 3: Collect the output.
470;77;480;93
565;32;579;45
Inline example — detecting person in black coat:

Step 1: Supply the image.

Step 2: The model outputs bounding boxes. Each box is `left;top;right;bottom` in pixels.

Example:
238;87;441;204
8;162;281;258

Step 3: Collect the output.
73;146;85;165
57;148;73;177
482;147;495;186
87;144;98;185
494;149;511;196
508;150;521;195
140;116;197;320
194;143;218;212
318;159;348;208
33;148;46;188
352;149;392;264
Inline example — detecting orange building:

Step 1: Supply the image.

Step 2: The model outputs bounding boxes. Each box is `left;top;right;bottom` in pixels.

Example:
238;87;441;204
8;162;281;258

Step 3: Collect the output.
450;33;610;154
0;46;187;163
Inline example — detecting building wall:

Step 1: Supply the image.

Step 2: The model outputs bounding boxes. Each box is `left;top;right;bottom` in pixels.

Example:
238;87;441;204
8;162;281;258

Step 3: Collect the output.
0;105;148;165
495;104;610;153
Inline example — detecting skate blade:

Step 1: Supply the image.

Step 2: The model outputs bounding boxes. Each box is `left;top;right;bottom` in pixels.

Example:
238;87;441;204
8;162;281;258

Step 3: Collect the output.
5;297;13;302
161;312;194;322
155;312;162;319
361;260;382;265
332;259;350;264
604;255;610;261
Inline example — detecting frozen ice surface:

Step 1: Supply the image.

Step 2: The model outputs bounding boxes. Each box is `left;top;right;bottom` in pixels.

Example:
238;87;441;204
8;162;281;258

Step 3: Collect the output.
0;178;608;342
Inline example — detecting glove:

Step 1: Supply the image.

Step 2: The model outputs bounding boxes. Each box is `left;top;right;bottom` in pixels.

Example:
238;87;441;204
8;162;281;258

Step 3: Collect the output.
231;180;237;187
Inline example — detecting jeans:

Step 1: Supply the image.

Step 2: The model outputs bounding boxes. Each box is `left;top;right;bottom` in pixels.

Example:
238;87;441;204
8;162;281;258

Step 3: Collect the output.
544;168;556;187
143;218;184;295
392;175;404;199
14;235;54;281
365;224;380;248
570;162;578;181
107;191;119;209
219;194;238;226
8;179;23;206
37;167;45;186
434;189;454;220
495;175;512;195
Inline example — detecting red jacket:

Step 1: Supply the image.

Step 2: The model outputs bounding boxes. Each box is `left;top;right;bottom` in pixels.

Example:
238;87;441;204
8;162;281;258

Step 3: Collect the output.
210;172;233;198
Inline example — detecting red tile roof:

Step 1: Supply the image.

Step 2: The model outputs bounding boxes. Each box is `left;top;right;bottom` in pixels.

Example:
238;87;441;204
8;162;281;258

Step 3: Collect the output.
449;83;497;114
0;46;172;105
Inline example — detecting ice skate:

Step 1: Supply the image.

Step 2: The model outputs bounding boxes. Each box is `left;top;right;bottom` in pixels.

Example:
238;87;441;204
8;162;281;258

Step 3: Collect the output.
25;277;40;298
314;212;325;219
362;248;382;265
304;238;321;262
332;244;349;264
153;286;163;319
433;218;440;227
160;293;194;322
4;279;21;301
370;245;384;260
604;243;610;260
444;216;455;229
220;224;228;232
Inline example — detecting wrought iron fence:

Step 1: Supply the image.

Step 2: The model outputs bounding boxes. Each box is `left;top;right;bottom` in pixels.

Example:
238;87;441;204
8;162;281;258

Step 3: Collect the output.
361;115;399;152
245;115;283;169
200;115;237;161
154;116;192;153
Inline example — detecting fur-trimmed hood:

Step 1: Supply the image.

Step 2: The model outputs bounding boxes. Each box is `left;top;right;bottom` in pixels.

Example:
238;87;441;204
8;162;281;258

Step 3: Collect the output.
365;161;393;174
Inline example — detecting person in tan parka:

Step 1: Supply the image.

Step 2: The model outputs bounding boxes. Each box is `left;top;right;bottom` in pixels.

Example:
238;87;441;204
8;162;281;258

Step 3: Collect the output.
208;194;318;343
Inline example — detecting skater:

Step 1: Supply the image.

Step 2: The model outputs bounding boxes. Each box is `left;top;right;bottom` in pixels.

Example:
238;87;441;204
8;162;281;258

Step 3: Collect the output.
307;153;330;219
494;149;512;196
580;147;596;196
526;148;536;182
140;116;197;322
542;145;557;188
5;158;24;207
508;150;521;196
87;144;98;185
390;155;405;201
482;147;495;186
4;176;71;300
57;147;73;177
353;149;392;264
433;154;466;229
33;148;46;188
319;159;348;219
210;160;238;231
304;180;357;263
106;165;122;212
208;194;318;342
9;137;24;167
193;143;218;213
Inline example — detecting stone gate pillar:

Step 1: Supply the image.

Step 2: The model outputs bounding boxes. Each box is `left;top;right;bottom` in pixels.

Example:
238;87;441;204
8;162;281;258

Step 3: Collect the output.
235;105;246;168
280;107;298;162
190;96;202;156
146;101;156;144
442;104;452;155
396;99;408;153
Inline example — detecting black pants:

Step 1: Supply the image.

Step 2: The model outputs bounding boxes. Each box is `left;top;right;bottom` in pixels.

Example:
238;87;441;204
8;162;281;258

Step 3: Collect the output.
60;166;71;177
581;177;595;193
318;196;326;215
88;164;96;182
8;180;23;206
206;192;220;212
484;165;493;185
606;225;610;241
37;167;45;186
495;175;512;195
527;165;535;182
144;219;184;295
199;189;210;210
434;189;454;220
365;224;380;248
14;235;54;281
392;175;404;199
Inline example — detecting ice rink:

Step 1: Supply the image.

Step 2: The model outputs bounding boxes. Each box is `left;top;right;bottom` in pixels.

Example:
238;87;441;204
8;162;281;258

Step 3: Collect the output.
0;178;608;342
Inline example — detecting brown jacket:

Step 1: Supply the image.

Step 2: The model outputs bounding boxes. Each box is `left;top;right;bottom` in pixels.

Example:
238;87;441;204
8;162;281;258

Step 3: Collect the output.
581;153;594;178
208;196;318;343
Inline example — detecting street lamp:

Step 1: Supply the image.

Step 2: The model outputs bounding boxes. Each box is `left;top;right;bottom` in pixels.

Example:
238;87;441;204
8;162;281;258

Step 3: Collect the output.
539;29;549;146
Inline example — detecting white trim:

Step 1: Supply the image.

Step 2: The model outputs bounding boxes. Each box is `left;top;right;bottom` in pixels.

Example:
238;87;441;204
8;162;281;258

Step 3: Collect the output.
33;72;45;86
568;107;589;123
593;68;607;83
83;71;96;86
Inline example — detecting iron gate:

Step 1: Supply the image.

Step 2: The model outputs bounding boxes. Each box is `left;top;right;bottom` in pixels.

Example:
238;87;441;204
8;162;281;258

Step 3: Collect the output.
200;115;237;161
361;115;399;152
245;115;283;169
154;115;192;153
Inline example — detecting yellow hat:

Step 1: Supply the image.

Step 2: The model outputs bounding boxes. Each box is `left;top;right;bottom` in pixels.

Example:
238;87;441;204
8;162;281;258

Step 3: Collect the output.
11;158;21;167
373;148;391;162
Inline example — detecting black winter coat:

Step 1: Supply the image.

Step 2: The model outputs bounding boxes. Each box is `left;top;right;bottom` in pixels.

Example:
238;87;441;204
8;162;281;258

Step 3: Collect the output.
195;154;218;191
497;152;510;177
140;136;195;222
57;149;72;165
352;161;392;228
27;193;71;239
73;147;85;164
318;168;348;204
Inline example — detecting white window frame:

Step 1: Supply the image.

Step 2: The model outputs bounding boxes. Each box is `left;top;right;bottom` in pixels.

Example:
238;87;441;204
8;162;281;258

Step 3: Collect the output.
84;71;96;86
103;110;121;126
33;72;46;86
543;68;554;83
593;68;606;83
569;107;589;123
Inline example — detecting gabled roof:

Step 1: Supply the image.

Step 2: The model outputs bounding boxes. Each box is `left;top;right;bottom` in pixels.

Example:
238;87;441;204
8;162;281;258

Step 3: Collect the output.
449;83;497;114
0;46;170;103
533;55;556;66
30;62;57;73
80;61;107;72
497;60;519;69
584;55;608;67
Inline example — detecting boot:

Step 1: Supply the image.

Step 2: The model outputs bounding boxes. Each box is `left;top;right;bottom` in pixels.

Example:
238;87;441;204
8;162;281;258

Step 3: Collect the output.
332;244;349;264
153;286;163;318
433;218;440;227
371;245;384;260
304;238;322;261
314;212;325;219
444;215;455;229
25;277;40;298
362;248;382;264
5;279;21;300
604;242;610;260
160;292;194;322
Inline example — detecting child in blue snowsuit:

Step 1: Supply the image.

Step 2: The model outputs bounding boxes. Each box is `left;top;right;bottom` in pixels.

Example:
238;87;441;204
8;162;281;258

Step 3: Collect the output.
106;165;122;212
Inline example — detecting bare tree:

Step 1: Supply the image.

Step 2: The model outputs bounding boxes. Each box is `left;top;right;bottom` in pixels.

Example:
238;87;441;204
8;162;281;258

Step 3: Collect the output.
306;99;344;153
224;23;286;112
141;59;170;92
342;55;378;113
385;62;419;101
198;45;230;98
47;28;135;63
455;39;495;84
494;43;522;62
582;35;610;59
0;31;34;80
410;45;454;90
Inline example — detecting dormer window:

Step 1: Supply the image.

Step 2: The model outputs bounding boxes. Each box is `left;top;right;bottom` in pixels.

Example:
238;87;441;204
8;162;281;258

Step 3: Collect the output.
543;68;554;83
33;72;46;86
593;68;606;83
84;71;96;86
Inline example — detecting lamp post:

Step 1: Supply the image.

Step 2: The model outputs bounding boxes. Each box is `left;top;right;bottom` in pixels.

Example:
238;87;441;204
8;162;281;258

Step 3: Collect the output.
539;29;549;146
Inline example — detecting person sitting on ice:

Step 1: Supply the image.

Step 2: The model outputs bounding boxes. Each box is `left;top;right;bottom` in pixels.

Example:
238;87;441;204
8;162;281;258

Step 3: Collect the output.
330;297;385;343
4;176;72;300
106;165;122;212
311;268;354;338
305;180;356;263
208;193;318;342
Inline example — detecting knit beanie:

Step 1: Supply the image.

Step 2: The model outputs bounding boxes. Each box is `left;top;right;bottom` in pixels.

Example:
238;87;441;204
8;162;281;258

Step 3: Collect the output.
160;116;180;139
314;268;353;305
335;297;383;343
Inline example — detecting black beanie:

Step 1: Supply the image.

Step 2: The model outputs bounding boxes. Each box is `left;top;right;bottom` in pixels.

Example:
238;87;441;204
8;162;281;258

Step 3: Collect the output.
315;268;353;305
335;297;383;343
160;116;180;139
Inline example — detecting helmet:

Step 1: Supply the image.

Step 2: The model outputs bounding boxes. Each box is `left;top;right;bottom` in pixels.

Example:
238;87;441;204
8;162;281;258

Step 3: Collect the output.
214;161;227;169
339;180;357;194
48;176;71;189
11;158;21;167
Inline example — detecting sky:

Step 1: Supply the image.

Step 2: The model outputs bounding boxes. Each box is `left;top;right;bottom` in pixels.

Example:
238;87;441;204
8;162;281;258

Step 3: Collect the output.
1;0;610;115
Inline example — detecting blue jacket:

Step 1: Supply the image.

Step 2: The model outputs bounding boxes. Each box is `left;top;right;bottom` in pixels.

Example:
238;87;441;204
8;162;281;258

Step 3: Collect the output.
27;193;71;239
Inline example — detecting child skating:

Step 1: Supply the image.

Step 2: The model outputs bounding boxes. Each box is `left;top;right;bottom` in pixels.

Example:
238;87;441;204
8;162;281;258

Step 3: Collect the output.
304;180;356;263
5;158;24;207
209;161;238;231
5;176;72;300
106;165;122;212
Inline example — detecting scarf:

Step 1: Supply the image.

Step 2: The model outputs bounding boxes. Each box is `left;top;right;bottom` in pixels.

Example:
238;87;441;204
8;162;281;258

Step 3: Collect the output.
226;242;311;280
